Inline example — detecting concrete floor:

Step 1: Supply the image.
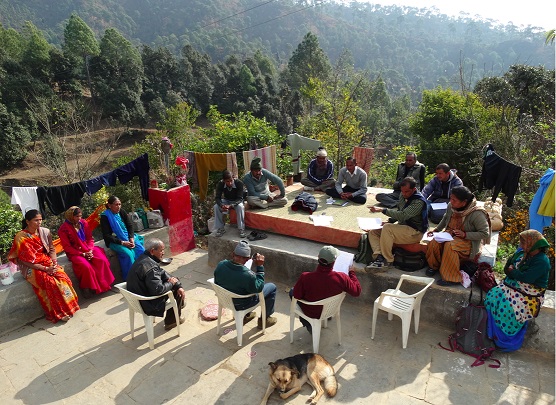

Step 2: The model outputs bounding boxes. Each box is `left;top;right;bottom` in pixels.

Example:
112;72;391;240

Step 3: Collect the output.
1;249;554;405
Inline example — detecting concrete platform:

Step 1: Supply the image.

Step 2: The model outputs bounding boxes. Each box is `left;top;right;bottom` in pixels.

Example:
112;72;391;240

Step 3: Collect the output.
1;248;553;405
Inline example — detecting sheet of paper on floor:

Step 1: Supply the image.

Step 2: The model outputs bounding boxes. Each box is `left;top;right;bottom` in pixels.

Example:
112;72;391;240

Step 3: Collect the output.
357;217;382;230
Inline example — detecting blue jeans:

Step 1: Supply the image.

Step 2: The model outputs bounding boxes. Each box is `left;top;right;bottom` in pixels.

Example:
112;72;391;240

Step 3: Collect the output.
234;283;276;319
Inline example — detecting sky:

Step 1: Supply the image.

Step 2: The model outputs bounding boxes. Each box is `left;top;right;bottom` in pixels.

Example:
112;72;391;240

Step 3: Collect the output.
346;0;552;30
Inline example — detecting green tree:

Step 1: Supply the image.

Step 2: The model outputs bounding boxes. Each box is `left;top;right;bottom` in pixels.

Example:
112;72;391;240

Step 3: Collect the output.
283;32;331;95
90;28;146;125
0;103;32;170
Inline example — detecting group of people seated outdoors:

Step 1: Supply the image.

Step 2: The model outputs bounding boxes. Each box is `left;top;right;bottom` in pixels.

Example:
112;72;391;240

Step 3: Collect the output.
8;195;145;323
6;148;550;354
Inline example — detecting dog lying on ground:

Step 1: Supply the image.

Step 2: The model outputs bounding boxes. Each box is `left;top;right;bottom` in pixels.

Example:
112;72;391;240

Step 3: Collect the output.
260;353;337;405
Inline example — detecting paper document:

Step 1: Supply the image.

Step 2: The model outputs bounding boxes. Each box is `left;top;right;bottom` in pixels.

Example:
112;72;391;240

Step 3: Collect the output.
431;202;448;210
310;215;334;226
332;251;354;274
326;197;349;206
433;232;453;242
357;217;382;231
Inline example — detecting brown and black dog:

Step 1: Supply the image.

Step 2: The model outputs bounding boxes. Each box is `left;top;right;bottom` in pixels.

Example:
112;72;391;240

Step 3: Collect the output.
260;353;337;405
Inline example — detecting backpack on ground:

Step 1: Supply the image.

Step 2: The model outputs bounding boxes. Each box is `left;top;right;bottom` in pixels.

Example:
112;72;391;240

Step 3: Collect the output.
354;233;373;265
439;289;500;368
474;262;496;293
392;247;426;272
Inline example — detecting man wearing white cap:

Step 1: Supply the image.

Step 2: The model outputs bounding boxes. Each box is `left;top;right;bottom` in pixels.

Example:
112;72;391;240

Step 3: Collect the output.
290;245;361;334
300;147;336;192
214;240;277;328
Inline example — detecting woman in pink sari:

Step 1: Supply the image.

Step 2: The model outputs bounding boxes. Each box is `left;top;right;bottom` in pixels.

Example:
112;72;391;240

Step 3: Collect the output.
9;210;80;323
58;206;114;295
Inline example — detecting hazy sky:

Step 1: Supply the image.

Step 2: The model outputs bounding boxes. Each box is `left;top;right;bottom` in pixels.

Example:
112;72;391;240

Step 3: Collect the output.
346;0;552;30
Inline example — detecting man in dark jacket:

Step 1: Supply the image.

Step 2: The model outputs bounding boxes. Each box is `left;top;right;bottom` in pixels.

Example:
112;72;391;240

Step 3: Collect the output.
213;170;246;238
126;238;185;330
375;153;426;208
422;163;463;223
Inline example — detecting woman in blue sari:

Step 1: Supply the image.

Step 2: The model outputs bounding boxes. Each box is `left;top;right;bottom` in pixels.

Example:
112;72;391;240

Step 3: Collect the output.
484;229;551;351
100;196;145;280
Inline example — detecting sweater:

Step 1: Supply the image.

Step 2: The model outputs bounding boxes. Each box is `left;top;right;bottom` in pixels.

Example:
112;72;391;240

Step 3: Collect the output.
243;168;285;199
293;264;361;318
422;170;463;201
214;259;265;306
435;204;490;259
334;166;368;198
215;178;244;207
393;162;426;191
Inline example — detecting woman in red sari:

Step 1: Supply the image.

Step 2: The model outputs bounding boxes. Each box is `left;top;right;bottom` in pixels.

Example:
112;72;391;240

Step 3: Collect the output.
58;206;114;295
9;210;80;323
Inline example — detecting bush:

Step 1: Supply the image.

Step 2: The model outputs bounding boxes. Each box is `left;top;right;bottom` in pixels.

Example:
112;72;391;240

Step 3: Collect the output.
0;204;22;262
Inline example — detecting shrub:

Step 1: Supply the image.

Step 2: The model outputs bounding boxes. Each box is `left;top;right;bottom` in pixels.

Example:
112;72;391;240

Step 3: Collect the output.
0;203;22;262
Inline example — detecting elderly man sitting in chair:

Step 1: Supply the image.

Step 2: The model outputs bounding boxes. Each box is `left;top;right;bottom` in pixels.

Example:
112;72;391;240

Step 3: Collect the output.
126;238;186;330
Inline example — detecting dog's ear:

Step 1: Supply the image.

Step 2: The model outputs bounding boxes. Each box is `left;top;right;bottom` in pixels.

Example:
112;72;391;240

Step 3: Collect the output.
269;362;278;371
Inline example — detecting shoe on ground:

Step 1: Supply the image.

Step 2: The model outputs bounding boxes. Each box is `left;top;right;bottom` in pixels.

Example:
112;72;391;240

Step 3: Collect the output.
303;186;315;192
258;316;277;329
165;315;186;330
239;229;247;238
215;228;226;237
243;312;256;325
367;254;390;268
436;279;460;287
425;267;437;277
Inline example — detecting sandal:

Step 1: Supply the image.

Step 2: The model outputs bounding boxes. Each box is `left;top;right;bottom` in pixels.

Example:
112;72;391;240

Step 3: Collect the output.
248;231;267;241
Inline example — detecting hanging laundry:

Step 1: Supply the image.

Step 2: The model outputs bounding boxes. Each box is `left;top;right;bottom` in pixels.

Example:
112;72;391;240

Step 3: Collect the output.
478;144;522;207
529;168;555;232
184;151;198;189
115;153;150;200
10;187;39;214
353;146;375;175
538;176;555;218
286;133;321;175
226;152;239;179
194;152;238;201
37;182;87;216
84;171;118;195
243;145;277;175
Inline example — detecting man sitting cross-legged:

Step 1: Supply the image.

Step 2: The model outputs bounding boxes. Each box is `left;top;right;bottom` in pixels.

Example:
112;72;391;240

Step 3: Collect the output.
325;157;368;204
300;147;336;192
243;157;288;209
367;177;429;269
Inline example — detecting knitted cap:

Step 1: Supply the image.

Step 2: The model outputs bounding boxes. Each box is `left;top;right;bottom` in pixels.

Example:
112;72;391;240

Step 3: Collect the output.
250;157;262;170
234;240;251;258
316;147;327;157
318;245;339;265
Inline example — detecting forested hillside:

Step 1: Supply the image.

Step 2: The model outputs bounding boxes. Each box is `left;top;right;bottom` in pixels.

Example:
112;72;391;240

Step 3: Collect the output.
0;0;553;101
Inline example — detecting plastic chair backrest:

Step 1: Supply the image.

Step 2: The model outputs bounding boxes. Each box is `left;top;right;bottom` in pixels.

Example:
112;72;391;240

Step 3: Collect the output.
296;292;346;320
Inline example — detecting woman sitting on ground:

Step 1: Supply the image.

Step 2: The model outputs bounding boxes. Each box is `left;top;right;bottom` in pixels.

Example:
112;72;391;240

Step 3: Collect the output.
425;186;490;286
8;209;80;323
484;230;551;351
58;206;114;295
100;196;145;280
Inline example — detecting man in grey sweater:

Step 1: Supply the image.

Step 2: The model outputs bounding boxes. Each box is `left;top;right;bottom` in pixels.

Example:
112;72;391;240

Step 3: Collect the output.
243;157;288;209
325;157;368;204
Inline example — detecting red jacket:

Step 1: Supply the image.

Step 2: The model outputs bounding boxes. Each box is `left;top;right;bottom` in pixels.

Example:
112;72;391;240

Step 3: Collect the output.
293;264;361;318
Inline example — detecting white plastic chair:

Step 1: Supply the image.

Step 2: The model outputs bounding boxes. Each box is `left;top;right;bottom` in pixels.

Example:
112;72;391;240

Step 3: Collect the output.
207;278;266;346
371;275;434;349
114;282;181;350
290;292;346;353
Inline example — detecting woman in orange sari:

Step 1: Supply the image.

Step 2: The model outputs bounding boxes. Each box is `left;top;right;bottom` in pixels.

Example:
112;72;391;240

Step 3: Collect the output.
58;206;114;295
9;209;80;323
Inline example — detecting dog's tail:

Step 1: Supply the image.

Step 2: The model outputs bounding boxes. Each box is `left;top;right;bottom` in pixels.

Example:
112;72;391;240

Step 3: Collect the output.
324;375;338;398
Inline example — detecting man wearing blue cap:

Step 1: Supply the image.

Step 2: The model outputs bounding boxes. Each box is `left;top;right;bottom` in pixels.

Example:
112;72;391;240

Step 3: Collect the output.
214;240;277;328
